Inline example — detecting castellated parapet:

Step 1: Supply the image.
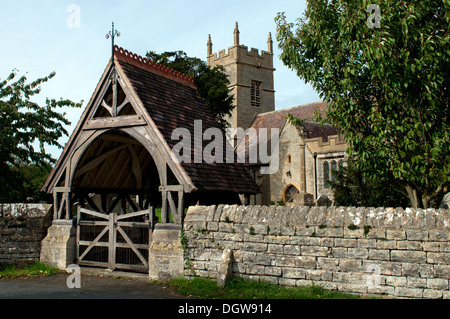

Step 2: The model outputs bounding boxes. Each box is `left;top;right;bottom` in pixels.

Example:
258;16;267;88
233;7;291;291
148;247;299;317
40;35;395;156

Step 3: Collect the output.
207;45;274;71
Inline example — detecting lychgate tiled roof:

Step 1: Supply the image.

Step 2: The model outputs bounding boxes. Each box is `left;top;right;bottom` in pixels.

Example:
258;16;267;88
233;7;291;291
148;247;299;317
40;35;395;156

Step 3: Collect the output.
114;46;259;194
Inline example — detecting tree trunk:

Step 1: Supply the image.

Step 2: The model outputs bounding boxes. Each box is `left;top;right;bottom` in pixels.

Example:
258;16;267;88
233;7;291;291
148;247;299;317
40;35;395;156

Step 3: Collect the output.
421;182;448;209
405;185;420;209
422;197;430;209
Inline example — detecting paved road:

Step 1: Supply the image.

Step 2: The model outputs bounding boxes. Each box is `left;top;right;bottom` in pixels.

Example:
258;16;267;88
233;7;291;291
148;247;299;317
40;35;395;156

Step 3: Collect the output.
0;270;184;299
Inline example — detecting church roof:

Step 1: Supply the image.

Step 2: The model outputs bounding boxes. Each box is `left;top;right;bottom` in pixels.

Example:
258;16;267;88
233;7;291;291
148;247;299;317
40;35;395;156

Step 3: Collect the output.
237;101;343;167
248;101;339;142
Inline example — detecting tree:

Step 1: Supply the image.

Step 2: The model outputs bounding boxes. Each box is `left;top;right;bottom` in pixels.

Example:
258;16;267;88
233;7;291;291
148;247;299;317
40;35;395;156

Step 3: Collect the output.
4;163;53;203
146;51;234;130
330;156;411;208
0;70;82;202
276;0;449;208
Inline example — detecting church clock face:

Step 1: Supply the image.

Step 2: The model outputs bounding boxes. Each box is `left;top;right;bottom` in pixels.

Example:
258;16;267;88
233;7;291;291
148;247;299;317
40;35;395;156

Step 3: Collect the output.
285;185;299;203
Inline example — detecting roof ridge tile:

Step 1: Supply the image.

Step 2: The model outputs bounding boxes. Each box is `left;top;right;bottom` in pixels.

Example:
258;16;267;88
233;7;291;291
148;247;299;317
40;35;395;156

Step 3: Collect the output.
114;45;196;89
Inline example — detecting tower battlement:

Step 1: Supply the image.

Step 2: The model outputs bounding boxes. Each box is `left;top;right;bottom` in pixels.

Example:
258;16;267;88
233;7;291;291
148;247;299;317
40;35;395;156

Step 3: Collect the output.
208;45;274;70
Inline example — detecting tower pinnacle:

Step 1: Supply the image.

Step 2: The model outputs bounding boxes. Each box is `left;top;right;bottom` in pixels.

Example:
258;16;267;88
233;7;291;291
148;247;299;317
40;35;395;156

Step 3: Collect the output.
207;34;213;56
234;22;240;46
267;32;273;54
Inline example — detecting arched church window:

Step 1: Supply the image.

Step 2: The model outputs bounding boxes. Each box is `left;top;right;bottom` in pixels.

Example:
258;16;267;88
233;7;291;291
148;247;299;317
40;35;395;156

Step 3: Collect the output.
285;185;300;203
323;161;330;189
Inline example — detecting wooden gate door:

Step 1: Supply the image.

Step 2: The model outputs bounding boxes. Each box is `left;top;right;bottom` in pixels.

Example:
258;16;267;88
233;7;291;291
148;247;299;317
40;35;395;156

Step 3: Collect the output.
77;207;153;273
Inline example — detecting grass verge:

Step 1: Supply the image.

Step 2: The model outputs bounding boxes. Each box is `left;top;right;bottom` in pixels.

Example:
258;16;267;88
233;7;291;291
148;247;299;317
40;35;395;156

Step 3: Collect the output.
0;263;61;279
166;277;360;299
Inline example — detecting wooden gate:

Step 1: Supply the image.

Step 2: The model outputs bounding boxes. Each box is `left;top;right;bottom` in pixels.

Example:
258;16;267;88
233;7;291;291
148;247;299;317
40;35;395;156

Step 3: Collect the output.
77;207;154;273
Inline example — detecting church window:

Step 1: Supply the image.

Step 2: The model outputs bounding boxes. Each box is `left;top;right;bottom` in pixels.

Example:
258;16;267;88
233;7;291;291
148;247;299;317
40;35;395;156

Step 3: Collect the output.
331;160;337;183
323;161;330;189
285;185;299;203
251;81;261;107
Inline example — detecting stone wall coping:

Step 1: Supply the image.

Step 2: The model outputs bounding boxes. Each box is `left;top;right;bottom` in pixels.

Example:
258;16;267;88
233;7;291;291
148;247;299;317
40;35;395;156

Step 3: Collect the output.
0;203;51;218
185;205;450;230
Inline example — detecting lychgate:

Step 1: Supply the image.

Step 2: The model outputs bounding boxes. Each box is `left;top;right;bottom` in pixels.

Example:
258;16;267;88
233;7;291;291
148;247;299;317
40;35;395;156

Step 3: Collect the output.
40;46;259;279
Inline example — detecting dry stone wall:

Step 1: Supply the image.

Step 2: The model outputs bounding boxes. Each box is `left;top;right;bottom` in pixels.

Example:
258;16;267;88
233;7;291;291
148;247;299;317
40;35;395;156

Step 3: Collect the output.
0;204;52;266
183;205;450;299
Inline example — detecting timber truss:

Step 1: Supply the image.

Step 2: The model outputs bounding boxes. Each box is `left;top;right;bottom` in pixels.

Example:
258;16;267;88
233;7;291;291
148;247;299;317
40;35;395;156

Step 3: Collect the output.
44;60;192;226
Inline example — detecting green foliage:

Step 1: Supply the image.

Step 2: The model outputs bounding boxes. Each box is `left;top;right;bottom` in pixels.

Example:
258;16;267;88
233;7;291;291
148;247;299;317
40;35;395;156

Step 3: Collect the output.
330;157;411;208
145;51;234;130
0;70;82;203
0;263;61;279
276;1;449;208
168;277;360;299
0;163;53;203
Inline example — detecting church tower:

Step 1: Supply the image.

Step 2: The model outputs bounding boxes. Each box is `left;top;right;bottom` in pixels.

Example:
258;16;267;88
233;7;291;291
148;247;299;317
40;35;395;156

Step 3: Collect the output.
207;22;275;130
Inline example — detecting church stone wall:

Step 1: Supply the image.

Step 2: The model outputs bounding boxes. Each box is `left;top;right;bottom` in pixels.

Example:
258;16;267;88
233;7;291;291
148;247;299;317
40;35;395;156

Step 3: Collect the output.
184;205;450;299
0;204;52;266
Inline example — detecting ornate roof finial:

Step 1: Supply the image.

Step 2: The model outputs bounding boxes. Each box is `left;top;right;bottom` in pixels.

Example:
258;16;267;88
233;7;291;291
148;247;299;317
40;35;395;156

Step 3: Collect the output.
207;34;213;56
106;22;121;62
267;32;273;54
234;22;240;46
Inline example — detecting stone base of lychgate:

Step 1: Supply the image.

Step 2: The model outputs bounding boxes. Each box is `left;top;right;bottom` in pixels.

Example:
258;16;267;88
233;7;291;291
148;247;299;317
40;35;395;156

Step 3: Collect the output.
40;219;76;270
148;223;184;282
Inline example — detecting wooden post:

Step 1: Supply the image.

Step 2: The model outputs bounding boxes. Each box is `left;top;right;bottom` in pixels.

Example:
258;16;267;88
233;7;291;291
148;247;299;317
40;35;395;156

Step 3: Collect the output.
149;206;154;243
53;191;59;220
108;213;117;270
161;191;168;224
76;206;81;264
65;191;71;220
177;190;184;223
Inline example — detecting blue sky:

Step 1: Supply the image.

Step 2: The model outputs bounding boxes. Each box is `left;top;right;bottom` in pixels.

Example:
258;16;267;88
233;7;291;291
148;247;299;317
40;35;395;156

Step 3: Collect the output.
0;0;320;158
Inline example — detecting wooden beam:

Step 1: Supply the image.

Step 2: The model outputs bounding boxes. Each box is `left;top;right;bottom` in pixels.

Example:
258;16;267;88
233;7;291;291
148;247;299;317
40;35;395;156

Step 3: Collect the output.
111;154;132;190
101;100;113;117
99;134;142;146
167;191;178;223
53;191;59;220
79;208;109;220
161;191;168;223
79;226;109;262
84;195;101;213
178;190;184;223
128;145;142;189
116;98;130;115
117;226;148;268
53;187;72;193
108;213;117;270
99;147;129;187
106;196;121;214
74;144;127;178
159;185;184;192
125;195;139;212
83;115;146;131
